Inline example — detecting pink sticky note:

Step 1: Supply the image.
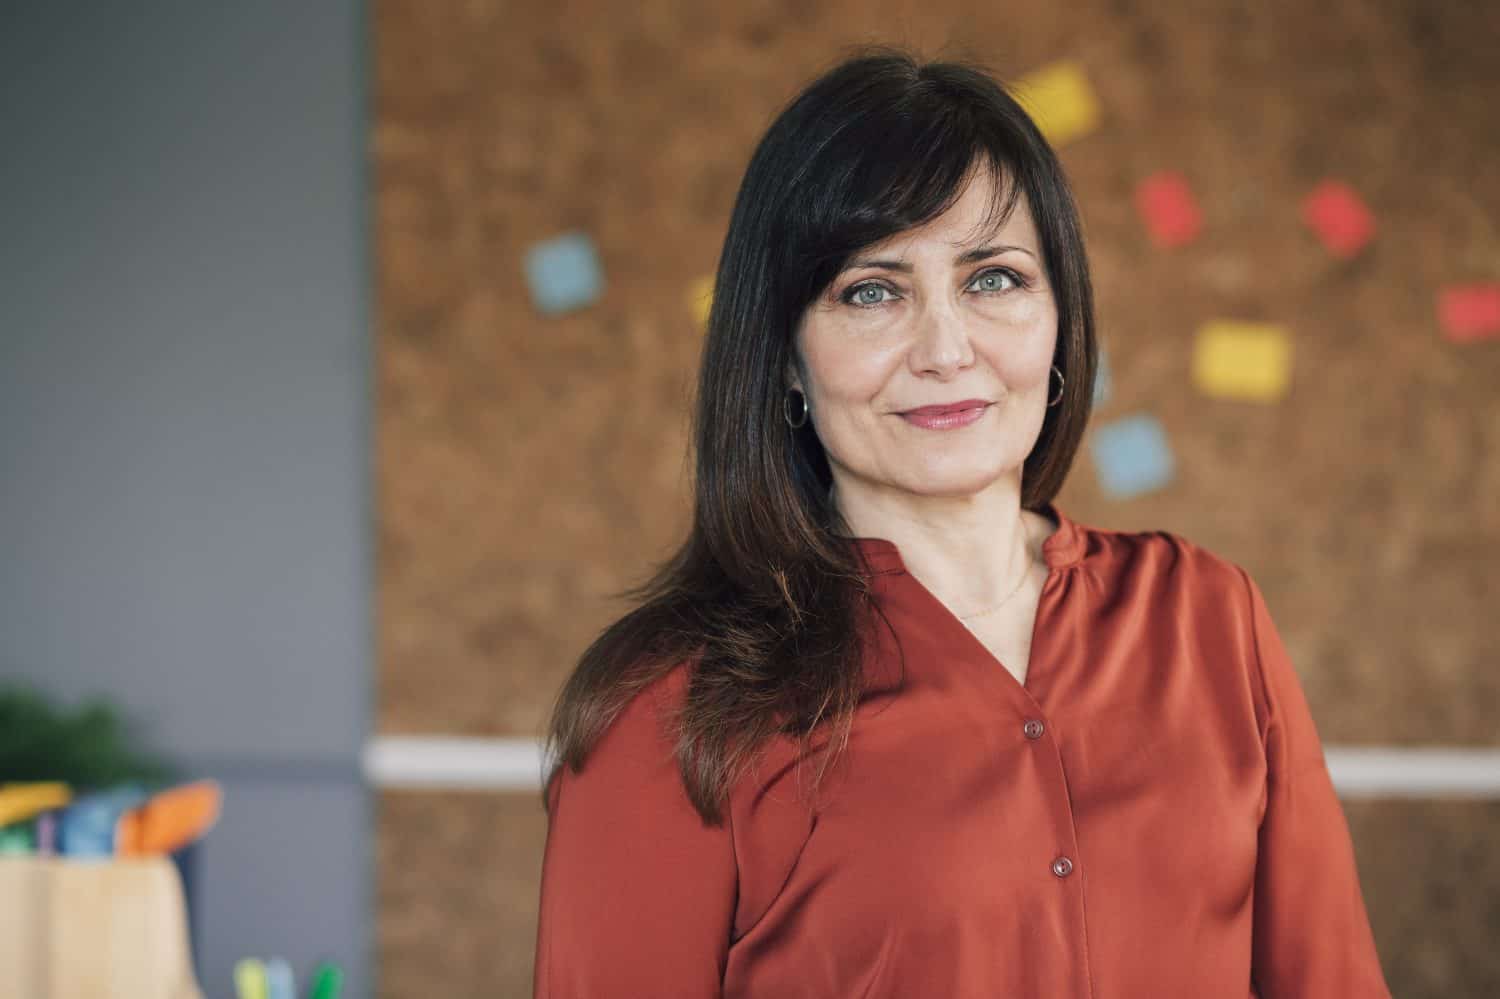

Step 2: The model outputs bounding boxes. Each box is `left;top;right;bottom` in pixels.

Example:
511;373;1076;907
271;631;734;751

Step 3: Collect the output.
1437;283;1500;343
1301;180;1375;258
1135;172;1202;248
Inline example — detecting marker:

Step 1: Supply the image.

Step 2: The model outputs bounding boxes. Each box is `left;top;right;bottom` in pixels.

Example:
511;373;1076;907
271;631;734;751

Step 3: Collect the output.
115;779;223;856
57;786;148;857
0;823;34;854
265;957;295;999
309;961;344;999
0;783;72;826
234;958;268;999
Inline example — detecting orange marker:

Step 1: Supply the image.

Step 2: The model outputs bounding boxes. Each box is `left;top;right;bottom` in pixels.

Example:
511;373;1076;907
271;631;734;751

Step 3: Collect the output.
115;779;223;856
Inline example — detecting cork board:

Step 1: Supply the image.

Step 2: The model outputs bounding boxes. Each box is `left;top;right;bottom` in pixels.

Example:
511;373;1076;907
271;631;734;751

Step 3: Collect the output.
373;1;1500;993
376;0;1499;744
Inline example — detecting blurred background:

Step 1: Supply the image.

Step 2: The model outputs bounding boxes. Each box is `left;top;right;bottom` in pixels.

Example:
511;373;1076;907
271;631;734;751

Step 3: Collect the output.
2;1;1497;996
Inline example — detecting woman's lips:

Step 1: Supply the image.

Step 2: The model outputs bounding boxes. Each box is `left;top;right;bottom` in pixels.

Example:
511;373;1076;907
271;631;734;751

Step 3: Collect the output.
897;400;992;430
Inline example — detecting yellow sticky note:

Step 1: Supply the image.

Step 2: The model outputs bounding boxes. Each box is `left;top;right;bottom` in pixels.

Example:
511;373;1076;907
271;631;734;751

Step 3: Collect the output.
1193;321;1292;401
1012;60;1101;147
687;274;714;327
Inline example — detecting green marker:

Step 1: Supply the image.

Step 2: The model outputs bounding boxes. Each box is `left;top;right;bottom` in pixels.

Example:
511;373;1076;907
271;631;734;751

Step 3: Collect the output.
0;823;34;855
309;962;344;999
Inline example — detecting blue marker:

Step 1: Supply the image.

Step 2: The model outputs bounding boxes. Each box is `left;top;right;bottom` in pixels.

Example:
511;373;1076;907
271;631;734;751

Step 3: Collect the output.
265;957;294;999
57;785;148;857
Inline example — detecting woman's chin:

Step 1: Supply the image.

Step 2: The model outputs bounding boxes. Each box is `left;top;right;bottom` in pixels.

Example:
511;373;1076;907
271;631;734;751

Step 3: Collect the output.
891;461;1016;499
831;446;1020;500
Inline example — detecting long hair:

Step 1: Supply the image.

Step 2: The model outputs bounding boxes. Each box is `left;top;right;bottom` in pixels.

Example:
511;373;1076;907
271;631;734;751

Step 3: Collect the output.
541;48;1097;825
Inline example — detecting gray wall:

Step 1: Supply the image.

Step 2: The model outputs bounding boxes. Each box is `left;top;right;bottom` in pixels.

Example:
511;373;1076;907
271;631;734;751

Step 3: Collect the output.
0;3;372;995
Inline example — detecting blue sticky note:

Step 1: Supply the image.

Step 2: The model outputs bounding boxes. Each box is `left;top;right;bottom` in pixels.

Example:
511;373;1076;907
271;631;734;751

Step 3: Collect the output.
524;232;604;314
1090;413;1174;499
1092;347;1111;406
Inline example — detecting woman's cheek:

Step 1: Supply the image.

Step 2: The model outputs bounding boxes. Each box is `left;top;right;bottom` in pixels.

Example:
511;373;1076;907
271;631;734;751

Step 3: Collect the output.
972;291;1048;326
809;333;903;396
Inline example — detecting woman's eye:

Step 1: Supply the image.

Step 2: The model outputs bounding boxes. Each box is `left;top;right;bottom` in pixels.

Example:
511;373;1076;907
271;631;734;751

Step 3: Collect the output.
843;282;896;307
968;268;1021;293
839;270;1021;307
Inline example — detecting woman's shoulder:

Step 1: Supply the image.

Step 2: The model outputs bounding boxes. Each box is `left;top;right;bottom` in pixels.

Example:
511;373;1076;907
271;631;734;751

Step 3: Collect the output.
1071;514;1253;599
545;659;693;801
578;661;693;769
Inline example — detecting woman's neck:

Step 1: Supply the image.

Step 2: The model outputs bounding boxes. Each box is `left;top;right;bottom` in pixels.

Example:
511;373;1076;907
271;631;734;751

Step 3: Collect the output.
830;479;1045;612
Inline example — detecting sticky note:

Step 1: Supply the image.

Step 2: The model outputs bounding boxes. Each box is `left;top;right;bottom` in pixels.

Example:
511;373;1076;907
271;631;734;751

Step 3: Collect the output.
1092;347;1111;406
1012;61;1101;147
1437;283;1500;343
1192;320;1292;401
1091;414;1174;499
688;274;714;327
524;232;604;314
1135;172;1203;248
1301;181;1375;259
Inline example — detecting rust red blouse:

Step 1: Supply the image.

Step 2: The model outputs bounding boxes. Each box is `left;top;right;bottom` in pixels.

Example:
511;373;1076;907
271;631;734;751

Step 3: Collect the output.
533;502;1391;997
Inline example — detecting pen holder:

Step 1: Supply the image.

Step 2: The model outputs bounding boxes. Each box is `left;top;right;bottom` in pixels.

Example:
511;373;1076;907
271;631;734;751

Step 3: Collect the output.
0;855;204;999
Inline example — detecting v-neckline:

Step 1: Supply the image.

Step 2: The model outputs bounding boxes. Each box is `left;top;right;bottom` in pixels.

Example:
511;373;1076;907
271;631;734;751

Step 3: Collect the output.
844;502;1082;706
903;555;1060;705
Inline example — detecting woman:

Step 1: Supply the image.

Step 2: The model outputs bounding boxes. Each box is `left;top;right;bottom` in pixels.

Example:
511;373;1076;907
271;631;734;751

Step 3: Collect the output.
533;50;1390;998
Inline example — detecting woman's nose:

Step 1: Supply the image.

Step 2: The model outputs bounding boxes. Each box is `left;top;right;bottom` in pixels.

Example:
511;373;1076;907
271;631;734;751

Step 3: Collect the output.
908;300;975;377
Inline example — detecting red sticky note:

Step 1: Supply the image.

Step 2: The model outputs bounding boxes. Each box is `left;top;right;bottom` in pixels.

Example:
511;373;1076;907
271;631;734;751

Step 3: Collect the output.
1301;180;1375;258
1437;283;1500;343
1135;171;1202;248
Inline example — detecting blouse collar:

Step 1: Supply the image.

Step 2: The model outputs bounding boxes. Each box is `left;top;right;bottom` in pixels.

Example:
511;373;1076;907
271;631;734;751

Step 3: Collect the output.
846;500;1086;576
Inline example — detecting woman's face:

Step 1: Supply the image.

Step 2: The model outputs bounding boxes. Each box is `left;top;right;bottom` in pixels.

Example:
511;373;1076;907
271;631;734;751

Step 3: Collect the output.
790;167;1059;504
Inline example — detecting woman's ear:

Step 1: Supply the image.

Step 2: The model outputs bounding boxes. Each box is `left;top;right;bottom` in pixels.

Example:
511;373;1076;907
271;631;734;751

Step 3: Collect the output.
783;359;803;393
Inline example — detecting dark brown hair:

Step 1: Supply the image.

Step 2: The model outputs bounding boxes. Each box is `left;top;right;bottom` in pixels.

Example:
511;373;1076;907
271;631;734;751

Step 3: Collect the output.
541;48;1097;825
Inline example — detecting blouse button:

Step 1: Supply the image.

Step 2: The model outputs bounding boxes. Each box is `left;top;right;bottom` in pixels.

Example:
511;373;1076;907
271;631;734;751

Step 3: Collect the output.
1051;856;1074;878
1022;719;1045;740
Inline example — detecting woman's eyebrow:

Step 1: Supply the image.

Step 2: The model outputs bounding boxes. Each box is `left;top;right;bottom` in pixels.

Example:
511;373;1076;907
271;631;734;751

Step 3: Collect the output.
845;244;1036;272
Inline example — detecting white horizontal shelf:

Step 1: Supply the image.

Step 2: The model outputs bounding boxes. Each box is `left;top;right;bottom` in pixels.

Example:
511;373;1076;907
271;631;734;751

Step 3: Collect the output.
1322;748;1500;798
364;737;1500;798
364;737;549;791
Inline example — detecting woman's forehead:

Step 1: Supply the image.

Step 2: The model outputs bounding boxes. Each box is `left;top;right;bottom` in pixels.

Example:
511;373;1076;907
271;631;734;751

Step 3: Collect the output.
857;177;1037;260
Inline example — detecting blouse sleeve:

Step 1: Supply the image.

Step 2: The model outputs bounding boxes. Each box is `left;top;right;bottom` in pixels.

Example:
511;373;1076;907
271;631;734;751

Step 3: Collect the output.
1239;567;1392;998
532;675;737;998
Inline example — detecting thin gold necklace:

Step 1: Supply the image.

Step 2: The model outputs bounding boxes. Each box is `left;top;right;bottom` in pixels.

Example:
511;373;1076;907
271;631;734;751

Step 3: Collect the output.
956;525;1036;621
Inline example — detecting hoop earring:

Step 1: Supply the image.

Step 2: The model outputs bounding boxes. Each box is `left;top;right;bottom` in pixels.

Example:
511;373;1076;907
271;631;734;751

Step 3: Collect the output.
1047;365;1065;408
784;387;809;429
